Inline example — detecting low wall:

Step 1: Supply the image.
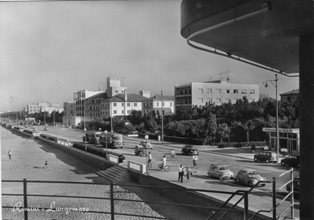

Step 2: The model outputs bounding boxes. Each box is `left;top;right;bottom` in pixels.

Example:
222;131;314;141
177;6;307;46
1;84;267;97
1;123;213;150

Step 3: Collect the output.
36;137;115;170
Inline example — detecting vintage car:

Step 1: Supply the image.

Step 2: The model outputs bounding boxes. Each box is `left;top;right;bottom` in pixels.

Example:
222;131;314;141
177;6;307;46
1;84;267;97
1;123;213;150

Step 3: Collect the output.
181;145;199;156
207;164;234;180
281;155;300;168
234;169;267;187
254;151;277;163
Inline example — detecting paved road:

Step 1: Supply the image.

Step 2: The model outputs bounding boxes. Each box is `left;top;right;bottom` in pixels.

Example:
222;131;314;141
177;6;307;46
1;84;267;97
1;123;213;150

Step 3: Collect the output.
34;125;300;219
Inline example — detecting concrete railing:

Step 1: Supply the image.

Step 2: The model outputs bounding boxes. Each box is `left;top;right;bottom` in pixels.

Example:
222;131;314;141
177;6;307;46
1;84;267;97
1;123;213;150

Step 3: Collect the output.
128;160;147;174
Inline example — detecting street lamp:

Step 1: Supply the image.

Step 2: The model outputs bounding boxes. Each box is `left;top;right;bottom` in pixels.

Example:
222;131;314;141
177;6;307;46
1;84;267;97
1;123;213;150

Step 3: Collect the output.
264;74;279;162
84;127;87;151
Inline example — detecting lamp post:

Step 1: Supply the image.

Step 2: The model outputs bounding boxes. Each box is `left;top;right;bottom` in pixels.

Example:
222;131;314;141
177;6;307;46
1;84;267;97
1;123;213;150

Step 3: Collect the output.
264;74;279;162
161;90;164;144
84;127;87;151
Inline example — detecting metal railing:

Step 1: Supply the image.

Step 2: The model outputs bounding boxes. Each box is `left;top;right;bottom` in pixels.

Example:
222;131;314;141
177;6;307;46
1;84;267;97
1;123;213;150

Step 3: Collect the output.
208;180;271;220
2;179;250;220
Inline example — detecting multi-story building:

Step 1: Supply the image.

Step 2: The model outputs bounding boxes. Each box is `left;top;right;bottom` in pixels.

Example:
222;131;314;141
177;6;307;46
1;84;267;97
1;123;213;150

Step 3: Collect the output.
62;102;76;127
174;80;259;113
142;95;174;116
85;92;108;120
280;89;299;104
100;91;147;118
74;90;104;117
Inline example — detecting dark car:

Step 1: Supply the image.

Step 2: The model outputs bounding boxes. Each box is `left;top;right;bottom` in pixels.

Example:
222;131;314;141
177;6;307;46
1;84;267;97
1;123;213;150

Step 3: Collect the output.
254;151;277;163
181;145;199;156
281;155;300;168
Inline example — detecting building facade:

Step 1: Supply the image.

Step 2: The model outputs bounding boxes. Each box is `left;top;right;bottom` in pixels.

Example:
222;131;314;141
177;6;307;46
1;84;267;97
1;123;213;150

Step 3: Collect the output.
85;92;108;120
280;89;299;104
174;80;259;113
74;90;104;117
142;95;174;116
100;92;147;118
25;102;63;115
62;102;76;127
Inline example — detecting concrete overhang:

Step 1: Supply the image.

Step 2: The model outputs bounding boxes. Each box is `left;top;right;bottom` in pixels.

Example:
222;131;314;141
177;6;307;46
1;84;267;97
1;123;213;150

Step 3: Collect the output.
181;0;314;74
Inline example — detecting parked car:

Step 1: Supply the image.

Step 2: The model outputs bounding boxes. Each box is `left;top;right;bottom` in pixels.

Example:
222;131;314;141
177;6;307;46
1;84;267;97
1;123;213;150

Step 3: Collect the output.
181;145;199;156
139;141;153;149
207;164;234;180
281;155;300;168
134;145;147;157
286;177;300;197
254;151;277;163
234;169;267;187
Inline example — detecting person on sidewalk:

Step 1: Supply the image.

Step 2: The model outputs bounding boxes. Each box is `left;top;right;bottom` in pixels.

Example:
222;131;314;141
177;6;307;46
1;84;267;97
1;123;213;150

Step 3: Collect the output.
162;155;167;170
170;149;176;161
192;154;199;168
8;150;12;160
178;164;184;183
186;166;192;182
44;160;48;168
147;152;153;169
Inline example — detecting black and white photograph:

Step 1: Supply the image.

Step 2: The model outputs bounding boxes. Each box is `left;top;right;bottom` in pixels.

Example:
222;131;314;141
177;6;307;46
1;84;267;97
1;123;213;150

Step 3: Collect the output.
1;0;313;219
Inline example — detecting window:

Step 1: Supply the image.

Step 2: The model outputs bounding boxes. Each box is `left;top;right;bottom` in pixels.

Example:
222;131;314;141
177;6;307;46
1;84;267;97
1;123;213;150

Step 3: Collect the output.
113;103;117;107
134;103;137;107
156;102;159;107
122;103;124;106
198;88;203;93
233;89;238;94
216;89;221;94
162;101;165;107
127;102;130;107
127;110;131;114
170;102;172;107
242;89;247;94
250;89;255;94
113;110;117;114
122;110;124;114
226;89;230;94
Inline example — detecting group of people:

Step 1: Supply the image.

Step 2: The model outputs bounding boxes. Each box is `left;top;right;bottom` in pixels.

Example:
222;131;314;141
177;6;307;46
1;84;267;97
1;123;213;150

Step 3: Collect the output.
178;164;192;183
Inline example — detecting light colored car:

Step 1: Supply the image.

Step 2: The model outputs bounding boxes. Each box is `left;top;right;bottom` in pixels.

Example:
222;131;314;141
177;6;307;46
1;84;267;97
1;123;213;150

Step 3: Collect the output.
139;141;153;149
234;169;266;187
207;164;234;180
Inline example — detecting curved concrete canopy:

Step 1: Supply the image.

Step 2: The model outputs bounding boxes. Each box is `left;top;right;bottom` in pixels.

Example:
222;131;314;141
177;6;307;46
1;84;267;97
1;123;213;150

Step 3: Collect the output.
181;0;314;74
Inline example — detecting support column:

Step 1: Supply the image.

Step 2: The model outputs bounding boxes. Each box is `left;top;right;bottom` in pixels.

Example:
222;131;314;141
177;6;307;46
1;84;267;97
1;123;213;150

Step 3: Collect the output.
299;31;314;220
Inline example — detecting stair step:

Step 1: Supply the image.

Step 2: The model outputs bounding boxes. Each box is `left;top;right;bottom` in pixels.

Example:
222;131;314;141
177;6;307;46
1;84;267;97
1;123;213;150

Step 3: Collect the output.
96;165;131;183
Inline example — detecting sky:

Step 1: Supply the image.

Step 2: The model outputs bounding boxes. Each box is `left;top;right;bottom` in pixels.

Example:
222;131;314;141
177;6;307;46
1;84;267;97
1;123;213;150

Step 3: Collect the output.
0;1;299;112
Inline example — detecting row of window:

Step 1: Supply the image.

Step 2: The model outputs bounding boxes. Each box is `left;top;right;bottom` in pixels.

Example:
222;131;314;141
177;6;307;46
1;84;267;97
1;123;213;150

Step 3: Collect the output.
198;88;256;94
175;88;192;95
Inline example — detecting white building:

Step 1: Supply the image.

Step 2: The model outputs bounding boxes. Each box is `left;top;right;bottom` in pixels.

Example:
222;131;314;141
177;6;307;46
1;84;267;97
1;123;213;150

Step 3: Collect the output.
142;95;174;116
174;80;259;113
100;91;147;118
25;102;64;115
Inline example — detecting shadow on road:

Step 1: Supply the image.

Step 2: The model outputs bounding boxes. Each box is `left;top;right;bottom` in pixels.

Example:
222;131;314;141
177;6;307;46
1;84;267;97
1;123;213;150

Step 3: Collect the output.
34;139;102;175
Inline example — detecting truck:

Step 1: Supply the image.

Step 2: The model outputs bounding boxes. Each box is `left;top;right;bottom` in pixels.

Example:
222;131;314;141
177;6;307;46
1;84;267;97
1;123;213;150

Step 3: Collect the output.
83;131;123;149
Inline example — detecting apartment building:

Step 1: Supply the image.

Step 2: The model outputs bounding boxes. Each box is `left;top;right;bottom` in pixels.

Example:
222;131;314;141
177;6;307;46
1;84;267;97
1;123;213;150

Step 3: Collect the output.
62;102;76;126
174;80;259;113
142;95;174;116
100;91;147;118
85;92;108;120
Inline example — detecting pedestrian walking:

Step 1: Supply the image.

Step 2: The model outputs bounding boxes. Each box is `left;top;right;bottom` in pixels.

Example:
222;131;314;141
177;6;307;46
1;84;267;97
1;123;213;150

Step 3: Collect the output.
147;152;153;169
186;166;192;182
192;154;199;167
44;160;48;168
8;150;12;160
178;164;184;183
162;155;167;170
170;149;176;161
